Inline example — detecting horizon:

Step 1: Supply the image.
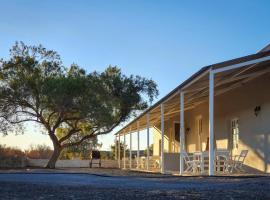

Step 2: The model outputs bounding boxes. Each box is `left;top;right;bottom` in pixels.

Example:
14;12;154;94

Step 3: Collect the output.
0;0;270;151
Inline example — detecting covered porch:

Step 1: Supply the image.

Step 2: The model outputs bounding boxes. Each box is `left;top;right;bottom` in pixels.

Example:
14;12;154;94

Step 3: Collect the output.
115;51;270;175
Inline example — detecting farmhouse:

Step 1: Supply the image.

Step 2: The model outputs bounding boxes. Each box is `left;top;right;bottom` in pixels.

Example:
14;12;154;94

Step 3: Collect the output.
115;44;270;175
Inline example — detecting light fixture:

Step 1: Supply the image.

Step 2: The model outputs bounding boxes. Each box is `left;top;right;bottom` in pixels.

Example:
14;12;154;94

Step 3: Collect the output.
254;106;261;117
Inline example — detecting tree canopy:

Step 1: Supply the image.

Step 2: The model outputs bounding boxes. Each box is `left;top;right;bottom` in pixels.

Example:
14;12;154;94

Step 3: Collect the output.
0;42;158;168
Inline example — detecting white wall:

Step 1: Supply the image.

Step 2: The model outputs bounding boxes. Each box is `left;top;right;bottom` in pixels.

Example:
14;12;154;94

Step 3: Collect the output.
153;73;270;173
27;159;118;168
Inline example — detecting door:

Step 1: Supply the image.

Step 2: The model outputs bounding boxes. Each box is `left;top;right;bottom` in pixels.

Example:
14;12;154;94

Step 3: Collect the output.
196;116;203;151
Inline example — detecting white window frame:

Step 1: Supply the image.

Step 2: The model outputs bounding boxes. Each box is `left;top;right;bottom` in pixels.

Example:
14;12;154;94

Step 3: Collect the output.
231;118;240;149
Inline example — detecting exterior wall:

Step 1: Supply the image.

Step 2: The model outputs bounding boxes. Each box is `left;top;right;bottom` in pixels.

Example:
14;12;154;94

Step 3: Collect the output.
0;157;27;168
27;159;118;168
153;73;270;173
213;73;270;173
164;153;179;171
153;116;180;156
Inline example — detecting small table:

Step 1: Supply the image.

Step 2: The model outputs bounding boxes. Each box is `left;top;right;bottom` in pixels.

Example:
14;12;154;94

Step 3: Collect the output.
193;150;230;174
193;151;209;174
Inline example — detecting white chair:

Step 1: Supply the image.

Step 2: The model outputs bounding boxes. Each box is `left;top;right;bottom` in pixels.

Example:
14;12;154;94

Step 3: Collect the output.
227;150;248;173
215;150;230;173
149;156;160;170
182;151;201;173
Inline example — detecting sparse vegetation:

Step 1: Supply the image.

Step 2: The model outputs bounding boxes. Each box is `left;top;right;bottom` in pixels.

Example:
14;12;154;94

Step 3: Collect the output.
25;145;53;159
0;144;25;158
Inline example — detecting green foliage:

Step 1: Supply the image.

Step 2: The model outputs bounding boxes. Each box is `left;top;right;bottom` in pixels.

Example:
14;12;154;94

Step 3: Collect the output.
110;141;128;159
144;144;153;156
100;151;114;160
0;42;158;167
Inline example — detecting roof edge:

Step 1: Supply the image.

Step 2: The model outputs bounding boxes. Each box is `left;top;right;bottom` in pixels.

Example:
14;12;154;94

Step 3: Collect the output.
115;49;270;135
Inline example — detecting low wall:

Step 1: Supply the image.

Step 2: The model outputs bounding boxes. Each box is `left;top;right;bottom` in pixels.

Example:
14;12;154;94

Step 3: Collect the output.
27;159;118;168
164;153;179;172
0;156;27;168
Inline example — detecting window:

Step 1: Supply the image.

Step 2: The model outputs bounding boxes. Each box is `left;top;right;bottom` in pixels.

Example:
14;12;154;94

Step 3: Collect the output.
158;139;161;156
197;117;203;135
231;118;239;149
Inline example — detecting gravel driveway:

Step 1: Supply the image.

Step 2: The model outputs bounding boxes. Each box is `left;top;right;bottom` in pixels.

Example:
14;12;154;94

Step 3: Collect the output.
0;172;269;199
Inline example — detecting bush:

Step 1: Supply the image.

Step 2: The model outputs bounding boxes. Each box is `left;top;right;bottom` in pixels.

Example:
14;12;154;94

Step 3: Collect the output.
25;144;53;159
0;144;25;158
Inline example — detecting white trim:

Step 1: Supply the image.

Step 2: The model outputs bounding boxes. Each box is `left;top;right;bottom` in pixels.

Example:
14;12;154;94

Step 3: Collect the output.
129;127;132;169
180;92;185;175
161;104;165;173
212;55;270;74
115;136;118;161
209;70;215;176
123;132;126;169
118;134;121;169
137;121;140;169
146;113;150;171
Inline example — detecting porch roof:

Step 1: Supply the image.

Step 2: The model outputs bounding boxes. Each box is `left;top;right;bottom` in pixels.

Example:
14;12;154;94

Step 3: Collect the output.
116;48;270;136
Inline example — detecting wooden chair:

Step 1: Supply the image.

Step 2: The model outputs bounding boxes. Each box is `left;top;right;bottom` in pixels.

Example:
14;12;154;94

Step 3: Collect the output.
89;150;101;168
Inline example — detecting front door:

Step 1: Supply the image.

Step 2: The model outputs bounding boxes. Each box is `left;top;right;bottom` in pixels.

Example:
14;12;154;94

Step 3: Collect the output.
196;116;203;151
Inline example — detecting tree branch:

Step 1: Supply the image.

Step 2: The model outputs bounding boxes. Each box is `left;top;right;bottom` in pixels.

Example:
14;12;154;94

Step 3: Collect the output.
7;118;42;124
62;121;121;148
59;128;81;144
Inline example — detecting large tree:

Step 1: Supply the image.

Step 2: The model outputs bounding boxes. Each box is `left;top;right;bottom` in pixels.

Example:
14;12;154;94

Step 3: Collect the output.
0;42;158;168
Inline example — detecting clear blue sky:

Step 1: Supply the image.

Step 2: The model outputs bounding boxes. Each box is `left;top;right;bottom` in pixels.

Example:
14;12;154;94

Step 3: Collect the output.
0;0;269;150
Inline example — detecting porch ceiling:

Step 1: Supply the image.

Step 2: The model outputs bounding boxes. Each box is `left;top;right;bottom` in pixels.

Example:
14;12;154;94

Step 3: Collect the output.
117;51;270;136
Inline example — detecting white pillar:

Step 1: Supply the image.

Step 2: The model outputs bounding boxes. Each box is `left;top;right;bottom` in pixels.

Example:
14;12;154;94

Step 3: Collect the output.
118;134;121;168
161;104;165;174
115;136;117;160
209;70;215;176
146;113;150;171
123;132;126;169
137;121;140;169
129;127;132;169
180;91;185;175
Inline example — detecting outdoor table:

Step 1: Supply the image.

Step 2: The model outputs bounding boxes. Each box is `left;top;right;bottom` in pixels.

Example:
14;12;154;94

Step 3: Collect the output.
193;150;230;174
193;151;209;174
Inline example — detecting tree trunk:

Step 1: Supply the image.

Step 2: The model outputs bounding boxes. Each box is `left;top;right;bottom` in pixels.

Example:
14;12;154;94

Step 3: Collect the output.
46;145;62;169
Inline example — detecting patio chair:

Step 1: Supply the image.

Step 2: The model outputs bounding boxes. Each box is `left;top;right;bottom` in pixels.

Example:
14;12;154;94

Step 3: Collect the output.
215;150;230;173
140;156;146;169
227;150;248;173
182;151;201;173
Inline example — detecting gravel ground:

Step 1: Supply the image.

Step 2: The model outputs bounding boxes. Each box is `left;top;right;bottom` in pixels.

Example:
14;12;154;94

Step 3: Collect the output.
0;172;269;200
0;167;166;177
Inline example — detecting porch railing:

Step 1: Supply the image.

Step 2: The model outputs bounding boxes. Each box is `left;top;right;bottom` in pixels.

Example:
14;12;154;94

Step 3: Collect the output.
120;156;160;171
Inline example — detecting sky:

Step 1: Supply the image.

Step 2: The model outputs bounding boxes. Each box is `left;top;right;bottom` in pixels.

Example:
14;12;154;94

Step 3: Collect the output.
0;0;270;151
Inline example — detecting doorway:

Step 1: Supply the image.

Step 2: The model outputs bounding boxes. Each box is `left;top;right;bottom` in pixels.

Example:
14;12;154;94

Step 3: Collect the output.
196;115;203;151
